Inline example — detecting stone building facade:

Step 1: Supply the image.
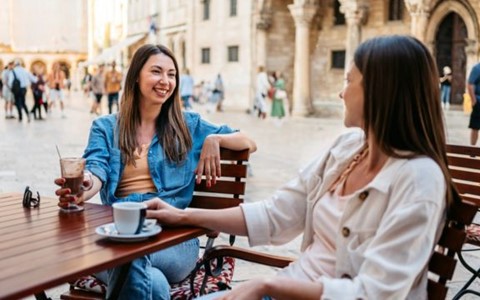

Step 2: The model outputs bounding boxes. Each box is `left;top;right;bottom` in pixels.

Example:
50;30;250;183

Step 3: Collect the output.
0;0;87;87
147;0;480;115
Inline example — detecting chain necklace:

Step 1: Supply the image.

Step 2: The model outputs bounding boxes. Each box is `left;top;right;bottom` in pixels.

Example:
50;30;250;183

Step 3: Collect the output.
329;144;369;194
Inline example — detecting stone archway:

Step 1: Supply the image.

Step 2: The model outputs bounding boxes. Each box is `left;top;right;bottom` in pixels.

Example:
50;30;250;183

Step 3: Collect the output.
435;12;467;105
426;0;479;104
30;60;47;76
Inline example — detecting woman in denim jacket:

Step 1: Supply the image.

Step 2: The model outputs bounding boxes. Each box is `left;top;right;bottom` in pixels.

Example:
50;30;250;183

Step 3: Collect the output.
146;36;460;300
54;44;256;299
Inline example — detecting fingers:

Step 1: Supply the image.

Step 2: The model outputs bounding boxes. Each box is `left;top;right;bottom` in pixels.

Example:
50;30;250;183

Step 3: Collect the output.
144;198;160;209
54;178;65;186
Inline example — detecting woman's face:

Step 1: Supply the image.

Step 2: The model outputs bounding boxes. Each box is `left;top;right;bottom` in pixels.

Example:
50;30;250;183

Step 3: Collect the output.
138;53;177;106
339;63;364;128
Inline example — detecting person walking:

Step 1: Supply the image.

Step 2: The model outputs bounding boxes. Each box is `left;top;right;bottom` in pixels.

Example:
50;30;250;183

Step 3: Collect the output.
8;60;37;123
270;71;286;122
2;62;15;119
179;68;194;110
440;66;452;110
254;66;270;119
467;62;480;146
104;61;122;114
90;64;105;115
30;73;46;120
212;73;225;112
47;62;67;117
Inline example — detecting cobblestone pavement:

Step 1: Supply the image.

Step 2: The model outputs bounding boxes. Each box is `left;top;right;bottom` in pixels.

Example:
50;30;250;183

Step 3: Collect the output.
4;92;477;299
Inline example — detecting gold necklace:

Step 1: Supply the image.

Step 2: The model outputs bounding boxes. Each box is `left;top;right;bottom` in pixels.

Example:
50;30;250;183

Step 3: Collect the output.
329;145;369;194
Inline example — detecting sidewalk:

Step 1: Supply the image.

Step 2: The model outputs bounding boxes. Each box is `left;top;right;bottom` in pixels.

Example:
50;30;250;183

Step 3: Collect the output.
2;92;476;299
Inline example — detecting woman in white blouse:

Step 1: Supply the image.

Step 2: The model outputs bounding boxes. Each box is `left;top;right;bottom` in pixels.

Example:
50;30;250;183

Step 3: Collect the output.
145;35;459;300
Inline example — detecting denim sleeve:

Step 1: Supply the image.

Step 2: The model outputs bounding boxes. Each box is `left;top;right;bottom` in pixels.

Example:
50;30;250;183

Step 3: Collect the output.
83;119;111;184
188;113;237;141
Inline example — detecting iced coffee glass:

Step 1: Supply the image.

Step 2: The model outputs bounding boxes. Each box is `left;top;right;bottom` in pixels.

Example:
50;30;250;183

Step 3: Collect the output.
60;157;91;212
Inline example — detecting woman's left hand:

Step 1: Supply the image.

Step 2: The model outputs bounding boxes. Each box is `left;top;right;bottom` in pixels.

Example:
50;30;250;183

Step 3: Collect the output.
195;135;221;187
212;279;267;300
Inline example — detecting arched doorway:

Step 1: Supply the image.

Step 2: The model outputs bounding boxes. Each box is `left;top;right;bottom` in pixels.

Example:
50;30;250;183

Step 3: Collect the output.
30;60;47;75
435;12;467;105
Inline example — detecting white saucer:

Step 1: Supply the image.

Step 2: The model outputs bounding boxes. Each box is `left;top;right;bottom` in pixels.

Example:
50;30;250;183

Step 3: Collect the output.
95;219;162;242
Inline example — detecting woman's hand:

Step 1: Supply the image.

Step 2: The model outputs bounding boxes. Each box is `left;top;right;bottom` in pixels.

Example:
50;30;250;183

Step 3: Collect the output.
213;279;268;300
145;198;185;226
53;174;92;209
195;134;221;187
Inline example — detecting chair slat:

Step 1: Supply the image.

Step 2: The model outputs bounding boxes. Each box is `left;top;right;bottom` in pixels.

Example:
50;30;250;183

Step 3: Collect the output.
428;252;457;279
454;182;480;197
437;227;466;251
427;279;448;300
194;180;245;195
449;169;480;183
219;148;250;161
190;196;242;210
447;156;480;170
220;164;247;178
446;145;480;157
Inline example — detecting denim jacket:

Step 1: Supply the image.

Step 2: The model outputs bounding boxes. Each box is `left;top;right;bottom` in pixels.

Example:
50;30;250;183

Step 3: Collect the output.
83;112;235;207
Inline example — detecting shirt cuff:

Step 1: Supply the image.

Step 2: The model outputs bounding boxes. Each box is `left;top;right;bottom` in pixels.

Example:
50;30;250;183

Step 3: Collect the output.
240;202;271;247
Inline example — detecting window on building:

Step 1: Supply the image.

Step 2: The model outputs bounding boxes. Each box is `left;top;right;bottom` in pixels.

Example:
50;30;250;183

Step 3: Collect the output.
388;0;403;21
203;0;210;20
201;48;210;64
334;0;346;25
228;46;239;62
331;50;346;69
230;0;237;16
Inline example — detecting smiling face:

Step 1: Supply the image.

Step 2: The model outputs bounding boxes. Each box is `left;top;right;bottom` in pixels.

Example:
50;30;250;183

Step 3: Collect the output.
339;62;364;128
137;53;177;107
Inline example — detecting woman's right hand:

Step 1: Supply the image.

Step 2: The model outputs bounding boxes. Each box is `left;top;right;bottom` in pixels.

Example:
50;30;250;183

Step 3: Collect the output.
54;178;85;209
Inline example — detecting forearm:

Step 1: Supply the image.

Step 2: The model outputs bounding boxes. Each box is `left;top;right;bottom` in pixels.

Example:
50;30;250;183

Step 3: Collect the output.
212;132;257;153
182;206;249;236
468;84;476;105
262;277;323;300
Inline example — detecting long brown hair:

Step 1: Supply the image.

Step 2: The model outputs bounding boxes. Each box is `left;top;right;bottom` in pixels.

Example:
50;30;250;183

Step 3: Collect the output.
117;44;192;165
354;35;459;208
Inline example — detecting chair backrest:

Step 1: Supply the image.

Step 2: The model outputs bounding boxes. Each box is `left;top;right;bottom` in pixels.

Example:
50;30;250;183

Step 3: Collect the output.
426;144;480;299
190;148;250;210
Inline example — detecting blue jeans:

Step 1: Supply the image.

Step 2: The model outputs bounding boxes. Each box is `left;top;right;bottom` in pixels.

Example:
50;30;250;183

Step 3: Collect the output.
96;238;199;300
441;85;451;105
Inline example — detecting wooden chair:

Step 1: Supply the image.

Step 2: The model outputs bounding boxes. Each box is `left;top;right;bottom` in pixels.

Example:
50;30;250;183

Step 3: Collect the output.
446;144;480;299
60;148;250;300
194;144;479;300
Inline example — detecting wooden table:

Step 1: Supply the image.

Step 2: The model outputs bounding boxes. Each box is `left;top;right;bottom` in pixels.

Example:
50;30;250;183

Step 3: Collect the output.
0;193;208;299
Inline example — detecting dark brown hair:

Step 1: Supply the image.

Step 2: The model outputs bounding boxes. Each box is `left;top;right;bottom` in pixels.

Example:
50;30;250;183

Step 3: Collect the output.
117;44;192;165
354;35;459;207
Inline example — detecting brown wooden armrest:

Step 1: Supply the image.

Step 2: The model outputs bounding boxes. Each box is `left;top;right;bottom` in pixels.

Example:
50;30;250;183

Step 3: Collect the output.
204;245;295;268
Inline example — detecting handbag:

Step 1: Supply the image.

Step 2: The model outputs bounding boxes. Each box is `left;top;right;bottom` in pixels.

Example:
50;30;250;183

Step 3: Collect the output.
275;89;287;100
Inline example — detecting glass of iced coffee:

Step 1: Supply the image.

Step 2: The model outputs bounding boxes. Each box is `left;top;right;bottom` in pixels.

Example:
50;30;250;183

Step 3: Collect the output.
59;157;91;212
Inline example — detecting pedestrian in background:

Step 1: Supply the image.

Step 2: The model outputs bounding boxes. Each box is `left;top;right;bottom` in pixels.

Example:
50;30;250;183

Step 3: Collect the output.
212;73;224;112
271;71;286;123
30;72;46;120
254;66;270;119
440;66;452;110
90;64;105;115
8;59;37;122
467;62;480;146
47;62;66;117
2;62;15;119
104;61;122;114
180;68;194;110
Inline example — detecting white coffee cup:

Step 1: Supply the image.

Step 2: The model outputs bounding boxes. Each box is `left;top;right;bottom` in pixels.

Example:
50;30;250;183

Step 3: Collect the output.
112;202;147;235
